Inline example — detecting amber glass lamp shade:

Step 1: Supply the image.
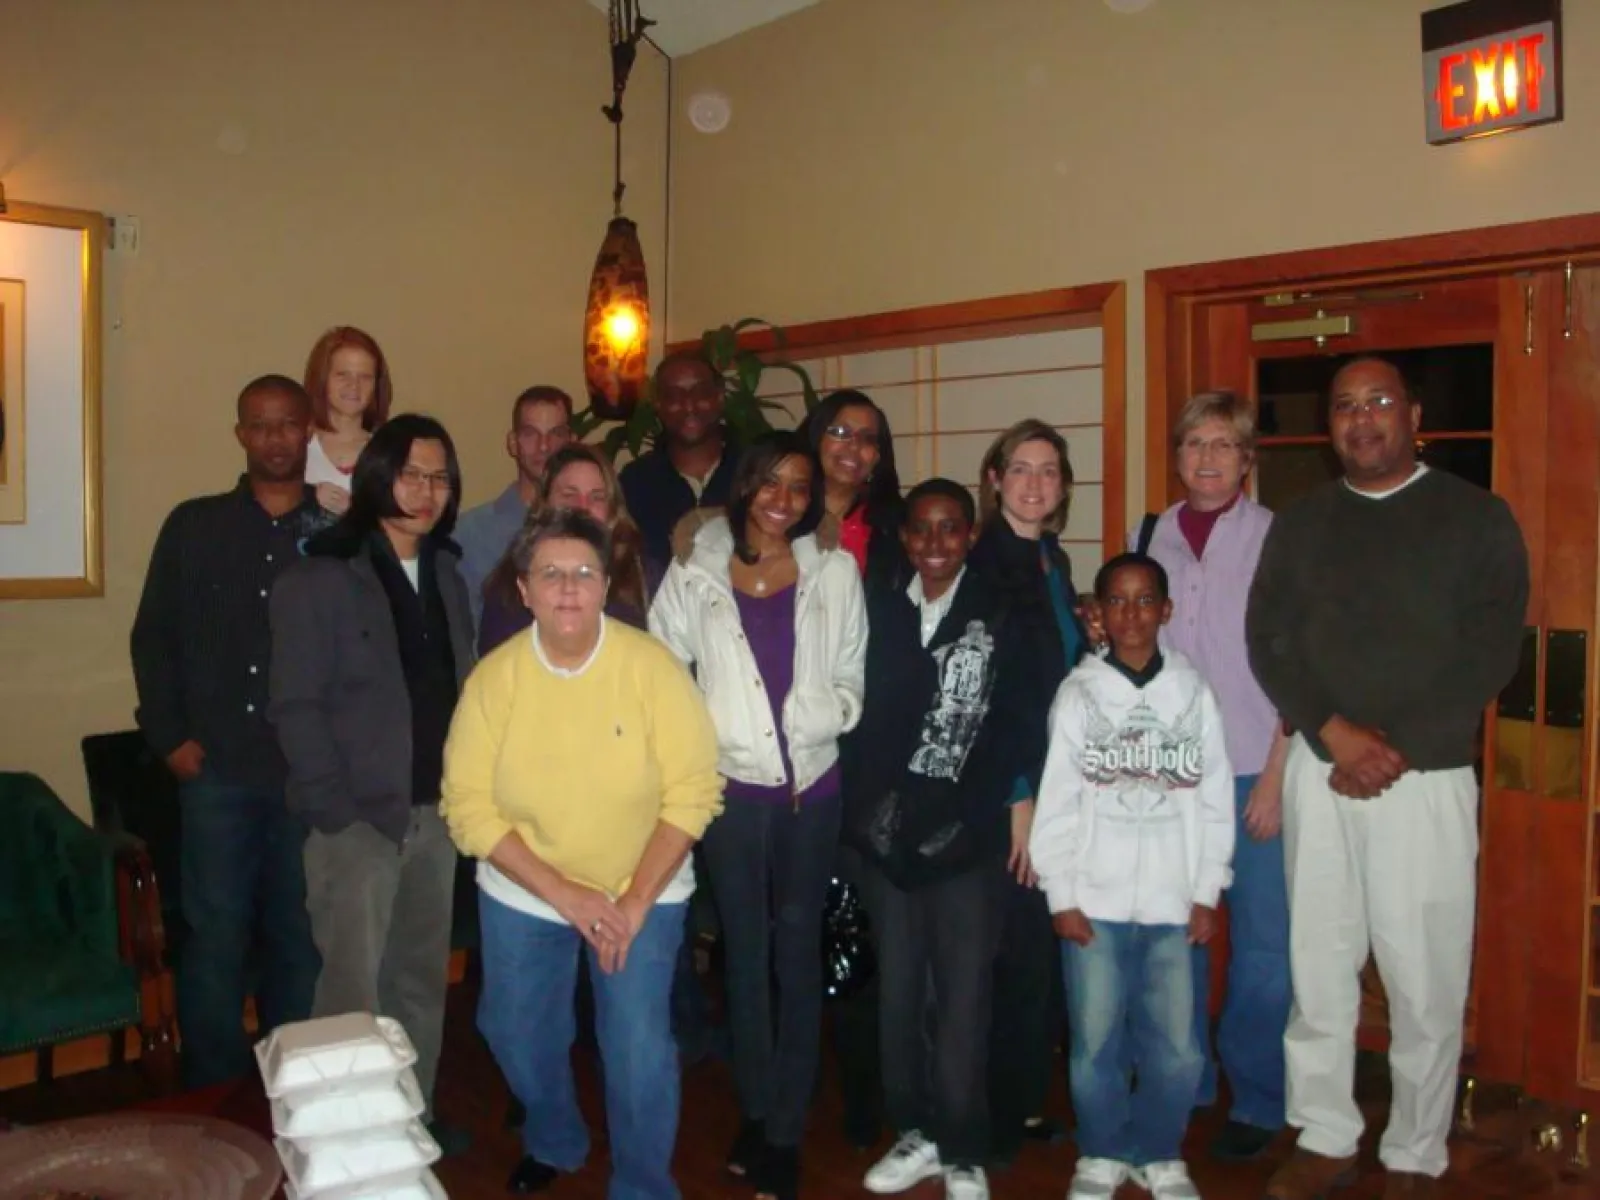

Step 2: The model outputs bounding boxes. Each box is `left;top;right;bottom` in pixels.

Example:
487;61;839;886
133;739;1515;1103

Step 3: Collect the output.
583;216;651;420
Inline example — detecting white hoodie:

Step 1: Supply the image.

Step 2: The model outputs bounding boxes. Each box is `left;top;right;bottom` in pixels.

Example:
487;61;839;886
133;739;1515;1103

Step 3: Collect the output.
1029;648;1235;926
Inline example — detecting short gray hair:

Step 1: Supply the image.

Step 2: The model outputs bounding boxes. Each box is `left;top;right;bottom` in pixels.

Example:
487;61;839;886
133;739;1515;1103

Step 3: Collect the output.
510;508;612;577
1171;391;1257;454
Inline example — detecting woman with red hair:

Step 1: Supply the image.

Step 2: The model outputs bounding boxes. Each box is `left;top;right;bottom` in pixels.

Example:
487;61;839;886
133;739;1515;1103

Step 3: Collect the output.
302;325;393;514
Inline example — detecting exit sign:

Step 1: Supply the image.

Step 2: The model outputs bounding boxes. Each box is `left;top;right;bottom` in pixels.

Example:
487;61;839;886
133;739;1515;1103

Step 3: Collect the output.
1422;0;1562;144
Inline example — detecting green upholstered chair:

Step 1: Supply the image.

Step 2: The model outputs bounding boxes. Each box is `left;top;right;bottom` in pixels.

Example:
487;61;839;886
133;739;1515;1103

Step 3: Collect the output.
0;772;176;1087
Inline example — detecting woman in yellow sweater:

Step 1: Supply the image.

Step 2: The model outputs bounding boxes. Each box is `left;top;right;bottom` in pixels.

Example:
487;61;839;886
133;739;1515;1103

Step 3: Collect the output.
440;507;723;1200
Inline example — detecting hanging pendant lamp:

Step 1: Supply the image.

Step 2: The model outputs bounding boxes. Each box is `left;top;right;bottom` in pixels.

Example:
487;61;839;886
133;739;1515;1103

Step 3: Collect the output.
583;0;655;421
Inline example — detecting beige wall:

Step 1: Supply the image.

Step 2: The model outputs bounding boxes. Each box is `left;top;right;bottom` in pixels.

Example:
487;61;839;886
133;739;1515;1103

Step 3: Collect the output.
0;0;667;816
668;0;1600;500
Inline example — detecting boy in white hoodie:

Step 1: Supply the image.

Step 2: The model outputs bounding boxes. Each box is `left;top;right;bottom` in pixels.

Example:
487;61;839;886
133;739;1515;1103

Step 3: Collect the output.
1029;553;1235;1200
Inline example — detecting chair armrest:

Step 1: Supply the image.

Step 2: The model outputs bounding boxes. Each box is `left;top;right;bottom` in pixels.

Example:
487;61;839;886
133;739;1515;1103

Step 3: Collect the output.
109;830;168;980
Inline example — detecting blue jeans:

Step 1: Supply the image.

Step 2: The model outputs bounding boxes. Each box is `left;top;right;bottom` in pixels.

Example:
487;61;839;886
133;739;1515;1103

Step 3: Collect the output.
178;774;319;1089
478;891;685;1200
1192;773;1291;1129
1064;921;1202;1166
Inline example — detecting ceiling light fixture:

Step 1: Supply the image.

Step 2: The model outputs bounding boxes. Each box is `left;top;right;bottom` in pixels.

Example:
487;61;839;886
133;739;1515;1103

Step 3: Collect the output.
583;0;656;421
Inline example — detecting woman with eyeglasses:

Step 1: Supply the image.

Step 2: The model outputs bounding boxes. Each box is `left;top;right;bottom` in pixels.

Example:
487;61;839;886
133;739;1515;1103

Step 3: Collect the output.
650;430;868;1200
1114;391;1291;1168
440;507;724;1199
967;418;1084;1166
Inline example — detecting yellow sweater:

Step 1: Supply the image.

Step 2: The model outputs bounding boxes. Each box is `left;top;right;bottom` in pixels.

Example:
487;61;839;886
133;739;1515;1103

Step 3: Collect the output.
440;621;724;897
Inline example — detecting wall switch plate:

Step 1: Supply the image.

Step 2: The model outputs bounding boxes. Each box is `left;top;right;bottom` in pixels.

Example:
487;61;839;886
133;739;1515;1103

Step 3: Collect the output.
108;215;141;255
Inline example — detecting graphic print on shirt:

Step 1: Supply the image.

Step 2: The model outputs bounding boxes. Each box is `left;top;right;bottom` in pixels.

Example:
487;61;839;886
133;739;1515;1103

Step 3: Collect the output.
908;619;996;781
1080;690;1204;817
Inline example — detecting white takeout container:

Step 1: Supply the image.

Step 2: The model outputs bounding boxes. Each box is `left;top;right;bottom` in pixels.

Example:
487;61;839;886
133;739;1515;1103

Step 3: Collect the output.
276;1120;441;1194
255;1013;419;1099
270;1068;426;1139
282;1165;448;1199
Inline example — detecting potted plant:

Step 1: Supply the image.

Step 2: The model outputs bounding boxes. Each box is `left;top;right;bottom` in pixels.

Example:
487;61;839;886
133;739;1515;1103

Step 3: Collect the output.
572;318;820;458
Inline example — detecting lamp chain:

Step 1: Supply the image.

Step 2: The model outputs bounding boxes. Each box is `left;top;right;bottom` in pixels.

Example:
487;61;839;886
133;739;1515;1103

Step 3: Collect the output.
604;0;654;218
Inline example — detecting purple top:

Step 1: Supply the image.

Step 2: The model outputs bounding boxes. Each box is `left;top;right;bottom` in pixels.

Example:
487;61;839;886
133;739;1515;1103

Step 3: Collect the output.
1137;495;1277;775
725;585;841;804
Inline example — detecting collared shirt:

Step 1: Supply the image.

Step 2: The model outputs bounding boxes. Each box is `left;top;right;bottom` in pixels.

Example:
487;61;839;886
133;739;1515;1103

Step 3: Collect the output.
906;567;967;648
1139;493;1277;775
530;616;608;678
619;442;740;571
130;476;327;788
455;482;530;631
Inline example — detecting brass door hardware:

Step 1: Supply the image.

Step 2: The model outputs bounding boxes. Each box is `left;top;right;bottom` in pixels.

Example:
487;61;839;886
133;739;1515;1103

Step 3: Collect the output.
1564;261;1575;340
1573;1111;1590;1172
1457;1075;1477;1133
1525;283;1536;355
1533;1121;1564;1154
1251;311;1354;348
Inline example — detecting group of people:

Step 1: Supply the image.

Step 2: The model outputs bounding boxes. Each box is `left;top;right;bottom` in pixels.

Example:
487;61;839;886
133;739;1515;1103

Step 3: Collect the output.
130;325;1529;1200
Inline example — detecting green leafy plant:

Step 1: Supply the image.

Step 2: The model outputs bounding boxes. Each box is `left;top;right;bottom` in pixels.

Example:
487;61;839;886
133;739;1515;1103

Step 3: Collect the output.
572;318;820;460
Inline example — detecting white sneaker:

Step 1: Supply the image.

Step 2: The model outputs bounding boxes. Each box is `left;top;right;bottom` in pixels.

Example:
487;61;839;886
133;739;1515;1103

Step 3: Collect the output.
864;1131;942;1194
1068;1156;1132;1199
944;1165;989;1200
1132;1159;1200;1200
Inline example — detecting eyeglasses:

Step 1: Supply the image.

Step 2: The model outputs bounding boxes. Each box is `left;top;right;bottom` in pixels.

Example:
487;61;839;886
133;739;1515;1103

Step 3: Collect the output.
824;424;878;448
1330;393;1401;418
397;466;452;492
1178;437;1244;457
531;563;605;589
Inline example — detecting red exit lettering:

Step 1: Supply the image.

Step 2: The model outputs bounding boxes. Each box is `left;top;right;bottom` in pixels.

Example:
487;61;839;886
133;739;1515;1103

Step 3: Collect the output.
1437;32;1546;132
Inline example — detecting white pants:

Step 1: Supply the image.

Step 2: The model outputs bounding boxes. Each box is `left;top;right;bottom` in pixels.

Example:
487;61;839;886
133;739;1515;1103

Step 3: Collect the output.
1281;735;1478;1177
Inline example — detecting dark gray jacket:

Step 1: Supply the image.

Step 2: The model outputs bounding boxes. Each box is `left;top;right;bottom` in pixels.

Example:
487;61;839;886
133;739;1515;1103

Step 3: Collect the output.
268;539;476;845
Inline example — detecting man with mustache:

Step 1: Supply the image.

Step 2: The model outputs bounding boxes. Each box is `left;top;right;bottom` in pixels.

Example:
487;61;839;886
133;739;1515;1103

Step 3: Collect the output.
130;375;325;1089
1246;357;1528;1200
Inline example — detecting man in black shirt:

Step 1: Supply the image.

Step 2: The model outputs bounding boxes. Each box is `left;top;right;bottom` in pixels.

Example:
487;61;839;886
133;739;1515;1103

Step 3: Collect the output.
619;350;739;569
1247;358;1528;1200
130;374;326;1089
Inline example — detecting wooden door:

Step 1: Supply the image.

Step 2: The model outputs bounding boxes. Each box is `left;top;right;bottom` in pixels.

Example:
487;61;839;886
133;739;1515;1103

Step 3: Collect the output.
1164;263;1600;1110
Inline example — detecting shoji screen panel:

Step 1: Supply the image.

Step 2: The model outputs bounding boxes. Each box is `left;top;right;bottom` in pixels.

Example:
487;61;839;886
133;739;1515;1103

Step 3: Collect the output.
761;329;1106;586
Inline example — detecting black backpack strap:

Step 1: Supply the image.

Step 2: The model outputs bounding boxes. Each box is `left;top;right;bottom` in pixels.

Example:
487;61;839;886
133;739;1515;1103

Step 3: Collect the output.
1135;511;1159;556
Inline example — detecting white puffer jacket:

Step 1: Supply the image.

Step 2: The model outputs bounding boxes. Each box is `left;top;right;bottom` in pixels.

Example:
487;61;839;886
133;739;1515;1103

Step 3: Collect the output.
648;516;867;793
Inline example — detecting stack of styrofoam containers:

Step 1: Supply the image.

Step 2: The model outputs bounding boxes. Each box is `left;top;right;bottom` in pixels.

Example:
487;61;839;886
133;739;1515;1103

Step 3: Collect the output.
256;1012;447;1199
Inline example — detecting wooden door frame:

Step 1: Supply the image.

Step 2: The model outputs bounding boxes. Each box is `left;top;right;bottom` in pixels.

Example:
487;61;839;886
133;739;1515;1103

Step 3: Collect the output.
1144;212;1600;511
671;281;1128;553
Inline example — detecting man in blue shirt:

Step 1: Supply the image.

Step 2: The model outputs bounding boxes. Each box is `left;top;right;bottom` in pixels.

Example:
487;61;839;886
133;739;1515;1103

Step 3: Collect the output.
455;386;573;631
620;351;739;570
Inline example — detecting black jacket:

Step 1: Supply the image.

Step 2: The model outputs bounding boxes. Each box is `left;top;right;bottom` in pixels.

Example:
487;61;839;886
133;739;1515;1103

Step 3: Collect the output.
967;518;1084;680
267;535;476;845
842;569;1058;889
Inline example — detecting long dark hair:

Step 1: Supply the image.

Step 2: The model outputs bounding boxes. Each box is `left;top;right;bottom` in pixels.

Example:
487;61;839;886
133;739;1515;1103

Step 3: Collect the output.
727;430;825;564
801;388;906;589
307;413;462;557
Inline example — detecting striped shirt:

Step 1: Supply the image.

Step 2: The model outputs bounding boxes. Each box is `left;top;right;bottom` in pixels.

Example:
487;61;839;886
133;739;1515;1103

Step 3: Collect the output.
1135;495;1277;776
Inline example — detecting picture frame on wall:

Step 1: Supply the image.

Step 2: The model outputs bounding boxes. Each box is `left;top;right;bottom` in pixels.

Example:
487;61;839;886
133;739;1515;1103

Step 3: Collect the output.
0;202;104;598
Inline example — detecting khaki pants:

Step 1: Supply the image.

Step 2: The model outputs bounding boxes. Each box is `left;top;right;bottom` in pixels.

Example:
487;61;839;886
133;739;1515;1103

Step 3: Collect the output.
1281;735;1477;1178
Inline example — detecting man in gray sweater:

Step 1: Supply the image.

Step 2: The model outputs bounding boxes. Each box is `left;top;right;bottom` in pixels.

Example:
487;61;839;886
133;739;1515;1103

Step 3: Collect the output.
1246;357;1528;1200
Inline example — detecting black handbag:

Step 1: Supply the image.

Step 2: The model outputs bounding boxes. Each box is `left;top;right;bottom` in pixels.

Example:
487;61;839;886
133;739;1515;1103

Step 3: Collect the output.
820;875;876;1002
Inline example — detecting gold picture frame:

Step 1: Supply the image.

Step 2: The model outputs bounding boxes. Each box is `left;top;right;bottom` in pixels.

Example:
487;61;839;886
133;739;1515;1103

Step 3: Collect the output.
0;202;104;598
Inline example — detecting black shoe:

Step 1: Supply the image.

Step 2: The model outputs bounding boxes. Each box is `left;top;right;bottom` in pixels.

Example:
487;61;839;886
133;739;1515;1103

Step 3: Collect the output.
1209;1118;1277;1162
726;1118;767;1177
842;1111;879;1152
753;1144;799;1200
1021;1116;1066;1145
426;1119;472;1159
507;1155;561;1193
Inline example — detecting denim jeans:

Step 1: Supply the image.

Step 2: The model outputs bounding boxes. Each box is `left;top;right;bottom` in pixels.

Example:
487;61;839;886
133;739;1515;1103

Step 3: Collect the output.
178;773;319;1089
1192;773;1291;1129
1064;920;1202;1166
701;794;842;1147
478;890;685;1200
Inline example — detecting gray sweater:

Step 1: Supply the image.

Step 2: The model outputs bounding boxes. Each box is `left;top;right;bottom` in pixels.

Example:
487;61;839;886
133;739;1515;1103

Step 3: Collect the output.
1245;469;1528;770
